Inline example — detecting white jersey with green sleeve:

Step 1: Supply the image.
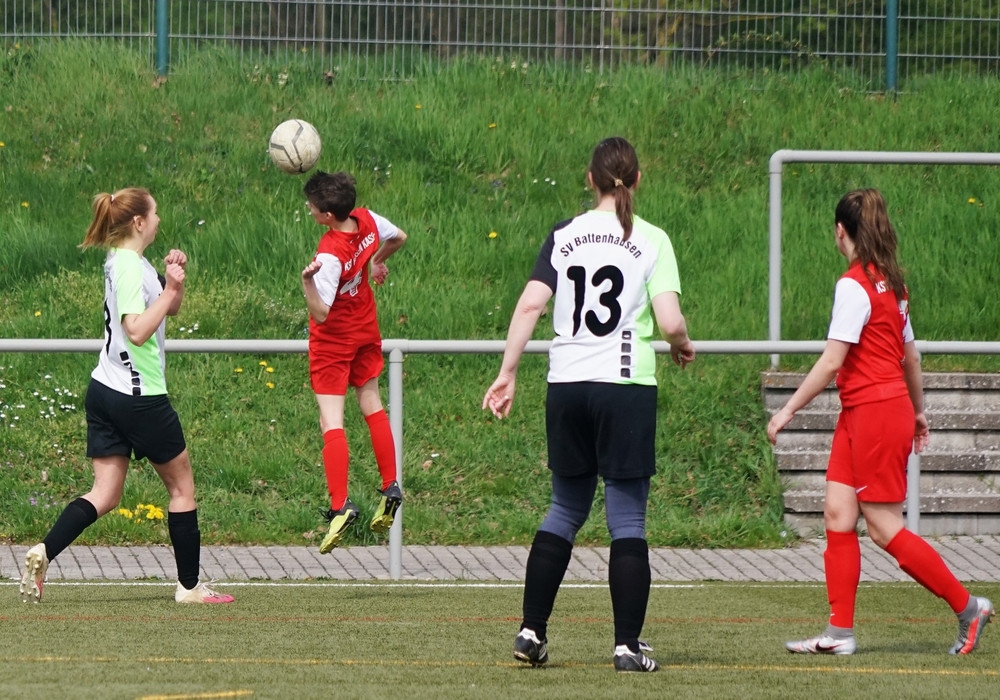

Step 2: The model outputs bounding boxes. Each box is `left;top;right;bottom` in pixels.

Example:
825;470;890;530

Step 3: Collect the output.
90;248;169;396
529;211;681;385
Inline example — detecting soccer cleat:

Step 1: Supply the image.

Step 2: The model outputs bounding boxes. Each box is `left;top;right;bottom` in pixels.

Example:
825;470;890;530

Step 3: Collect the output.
174;581;235;604
20;543;49;604
319;499;359;553
785;633;856;655
370;480;403;534
613;644;659;672
950;596;995;655
513;628;548;666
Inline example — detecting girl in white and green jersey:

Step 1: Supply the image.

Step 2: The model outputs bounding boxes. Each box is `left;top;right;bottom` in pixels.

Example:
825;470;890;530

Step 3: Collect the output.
483;137;696;672
19;188;233;605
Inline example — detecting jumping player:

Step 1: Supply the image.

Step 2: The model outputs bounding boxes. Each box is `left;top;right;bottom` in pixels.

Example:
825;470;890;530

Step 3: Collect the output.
483;137;696;672
767;188;993;655
301;171;407;553
19;188;234;605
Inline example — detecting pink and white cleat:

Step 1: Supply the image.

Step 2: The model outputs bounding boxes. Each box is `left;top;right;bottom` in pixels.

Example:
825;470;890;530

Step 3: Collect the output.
175;581;235;604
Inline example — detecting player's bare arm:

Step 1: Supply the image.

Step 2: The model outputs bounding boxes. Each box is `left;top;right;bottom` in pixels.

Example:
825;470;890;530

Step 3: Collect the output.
302;260;331;323
483;280;552;419
767;339;850;444
370;230;407;285
122;267;184;346
651;291;695;368
163;252;186;315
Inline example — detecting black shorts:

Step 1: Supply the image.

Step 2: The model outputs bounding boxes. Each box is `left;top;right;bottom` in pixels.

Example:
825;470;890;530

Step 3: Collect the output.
84;378;186;464
545;382;657;479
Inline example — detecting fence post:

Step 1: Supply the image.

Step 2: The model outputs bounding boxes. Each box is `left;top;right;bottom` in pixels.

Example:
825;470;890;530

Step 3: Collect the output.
388;347;404;579
156;0;169;76
767;153;784;369
885;0;899;93
906;451;920;533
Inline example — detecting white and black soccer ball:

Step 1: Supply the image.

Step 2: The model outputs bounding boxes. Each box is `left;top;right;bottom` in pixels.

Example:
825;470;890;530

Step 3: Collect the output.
268;119;322;174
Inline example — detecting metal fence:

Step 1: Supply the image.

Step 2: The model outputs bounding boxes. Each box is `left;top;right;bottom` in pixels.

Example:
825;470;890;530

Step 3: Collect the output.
4;336;1000;572
3;1;999;86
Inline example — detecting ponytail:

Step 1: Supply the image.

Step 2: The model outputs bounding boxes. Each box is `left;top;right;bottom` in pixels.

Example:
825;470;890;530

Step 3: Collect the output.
81;187;152;249
835;188;906;299
613;181;635;241
589;137;639;241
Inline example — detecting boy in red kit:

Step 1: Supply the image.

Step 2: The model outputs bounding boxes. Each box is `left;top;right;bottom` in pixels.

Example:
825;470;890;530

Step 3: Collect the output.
768;188;993;655
301;171;407;553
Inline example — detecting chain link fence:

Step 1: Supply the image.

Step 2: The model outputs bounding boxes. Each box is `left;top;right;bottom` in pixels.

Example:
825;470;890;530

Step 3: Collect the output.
3;1;999;86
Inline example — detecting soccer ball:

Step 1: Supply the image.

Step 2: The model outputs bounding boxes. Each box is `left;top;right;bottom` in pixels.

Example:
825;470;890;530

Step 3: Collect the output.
268;119;322;174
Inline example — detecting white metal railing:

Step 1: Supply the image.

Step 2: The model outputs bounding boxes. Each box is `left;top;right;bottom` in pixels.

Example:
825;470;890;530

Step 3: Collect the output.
767;149;1000;370
4;337;1000;571
767;152;1000;532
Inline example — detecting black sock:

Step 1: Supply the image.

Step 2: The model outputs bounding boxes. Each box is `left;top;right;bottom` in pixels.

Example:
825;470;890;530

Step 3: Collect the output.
168;509;201;590
521;529;573;640
609;537;650;652
43;497;99;561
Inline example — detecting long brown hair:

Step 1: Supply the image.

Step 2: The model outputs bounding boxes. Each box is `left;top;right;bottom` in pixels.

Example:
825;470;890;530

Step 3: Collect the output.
589;137;639;241
834;188;906;299
81;187;152;249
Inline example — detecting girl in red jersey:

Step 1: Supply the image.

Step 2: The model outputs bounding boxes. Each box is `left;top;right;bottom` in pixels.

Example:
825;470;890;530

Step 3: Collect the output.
301;171;407;553
767;188;993;655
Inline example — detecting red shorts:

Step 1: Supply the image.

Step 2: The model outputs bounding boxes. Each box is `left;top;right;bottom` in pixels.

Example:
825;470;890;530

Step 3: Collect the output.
826;395;914;502
309;340;384;395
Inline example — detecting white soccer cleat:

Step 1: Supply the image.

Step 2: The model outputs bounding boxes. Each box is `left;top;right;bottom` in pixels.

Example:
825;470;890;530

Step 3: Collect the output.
20;543;49;603
785;633;856;655
175;581;235;604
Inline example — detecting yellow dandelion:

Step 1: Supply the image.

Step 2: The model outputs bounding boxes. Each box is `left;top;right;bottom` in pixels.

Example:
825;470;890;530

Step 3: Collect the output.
21;201;29;208
0;141;5;147
969;197;977;204
117;508;134;519
259;360;268;367
488;123;497;129
266;366;275;373
266;381;275;389
488;231;498;239
34;310;41;317
234;367;243;373
415;104;422;110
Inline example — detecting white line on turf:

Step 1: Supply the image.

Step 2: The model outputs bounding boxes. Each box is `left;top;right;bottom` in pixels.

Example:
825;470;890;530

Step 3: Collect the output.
3;580;837;589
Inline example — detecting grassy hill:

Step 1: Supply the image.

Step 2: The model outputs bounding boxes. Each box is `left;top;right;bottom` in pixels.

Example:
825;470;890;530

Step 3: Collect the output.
1;42;998;547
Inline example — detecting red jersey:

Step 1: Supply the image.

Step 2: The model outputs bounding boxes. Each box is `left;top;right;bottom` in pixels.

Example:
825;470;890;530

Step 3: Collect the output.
310;207;382;347
828;261;912;408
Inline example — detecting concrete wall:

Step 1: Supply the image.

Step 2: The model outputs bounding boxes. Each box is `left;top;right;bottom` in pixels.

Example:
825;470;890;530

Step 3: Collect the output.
763;372;1000;537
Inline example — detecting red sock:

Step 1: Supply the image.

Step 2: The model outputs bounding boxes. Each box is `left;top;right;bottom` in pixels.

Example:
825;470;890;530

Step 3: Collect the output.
364;409;397;490
824;530;861;629
884;528;970;613
322;429;349;511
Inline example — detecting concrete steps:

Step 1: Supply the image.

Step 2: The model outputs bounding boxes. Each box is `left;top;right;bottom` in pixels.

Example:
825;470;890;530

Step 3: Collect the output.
763;372;1000;536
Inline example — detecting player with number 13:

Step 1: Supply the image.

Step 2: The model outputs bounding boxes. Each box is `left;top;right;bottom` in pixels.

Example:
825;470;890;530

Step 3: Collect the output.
483;136;695;672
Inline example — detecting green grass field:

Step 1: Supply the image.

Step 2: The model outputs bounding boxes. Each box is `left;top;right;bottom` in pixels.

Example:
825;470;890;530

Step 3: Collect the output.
2;41;999;549
3;581;998;699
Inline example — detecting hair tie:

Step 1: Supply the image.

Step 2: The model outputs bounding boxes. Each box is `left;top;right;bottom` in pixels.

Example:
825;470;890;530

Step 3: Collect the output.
110;194;115;203
613;178;624;188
